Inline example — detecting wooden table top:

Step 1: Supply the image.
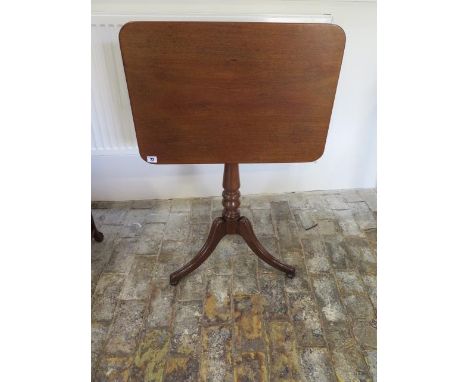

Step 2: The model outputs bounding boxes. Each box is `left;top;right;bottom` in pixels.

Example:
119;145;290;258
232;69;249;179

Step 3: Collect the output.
119;22;345;164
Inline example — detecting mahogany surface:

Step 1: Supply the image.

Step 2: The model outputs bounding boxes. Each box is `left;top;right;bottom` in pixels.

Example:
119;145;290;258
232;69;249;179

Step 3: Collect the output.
119;22;345;164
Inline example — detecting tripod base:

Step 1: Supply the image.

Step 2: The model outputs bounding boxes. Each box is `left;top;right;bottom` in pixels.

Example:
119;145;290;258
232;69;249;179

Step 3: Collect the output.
169;164;295;286
169;216;295;285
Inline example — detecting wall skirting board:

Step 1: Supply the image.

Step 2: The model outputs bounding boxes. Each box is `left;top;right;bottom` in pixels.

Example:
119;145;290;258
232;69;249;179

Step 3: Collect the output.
91;1;376;201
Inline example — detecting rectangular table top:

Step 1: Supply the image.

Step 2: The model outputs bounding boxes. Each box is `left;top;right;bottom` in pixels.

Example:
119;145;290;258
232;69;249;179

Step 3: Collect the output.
119;22;345;164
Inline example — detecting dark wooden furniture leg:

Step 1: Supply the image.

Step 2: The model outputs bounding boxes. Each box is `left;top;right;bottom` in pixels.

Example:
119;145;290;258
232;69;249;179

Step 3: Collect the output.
238;217;295;277
169;163;295;286
92;215;104;242
169;217;226;285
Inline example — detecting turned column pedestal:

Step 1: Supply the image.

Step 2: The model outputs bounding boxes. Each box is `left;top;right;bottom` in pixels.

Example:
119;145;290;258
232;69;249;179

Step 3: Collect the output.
169;164;296;285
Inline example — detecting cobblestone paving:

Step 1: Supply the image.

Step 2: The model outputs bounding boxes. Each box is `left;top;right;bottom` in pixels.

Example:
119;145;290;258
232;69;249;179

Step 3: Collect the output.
92;189;377;382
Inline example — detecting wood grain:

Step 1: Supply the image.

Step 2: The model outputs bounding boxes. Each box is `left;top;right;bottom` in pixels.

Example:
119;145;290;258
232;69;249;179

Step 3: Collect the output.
119;22;345;164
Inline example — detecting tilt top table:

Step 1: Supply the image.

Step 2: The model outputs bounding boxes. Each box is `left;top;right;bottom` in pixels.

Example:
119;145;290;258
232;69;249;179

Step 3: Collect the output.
119;22;345;285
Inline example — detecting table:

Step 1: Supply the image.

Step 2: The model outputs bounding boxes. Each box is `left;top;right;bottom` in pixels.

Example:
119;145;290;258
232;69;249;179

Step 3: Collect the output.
119;21;345;285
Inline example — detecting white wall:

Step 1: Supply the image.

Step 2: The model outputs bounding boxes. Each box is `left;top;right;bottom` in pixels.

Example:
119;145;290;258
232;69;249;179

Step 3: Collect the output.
91;0;376;201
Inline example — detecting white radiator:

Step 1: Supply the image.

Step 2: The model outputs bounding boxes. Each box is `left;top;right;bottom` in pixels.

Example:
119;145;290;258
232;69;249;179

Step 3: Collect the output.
91;22;137;154
91;13;332;156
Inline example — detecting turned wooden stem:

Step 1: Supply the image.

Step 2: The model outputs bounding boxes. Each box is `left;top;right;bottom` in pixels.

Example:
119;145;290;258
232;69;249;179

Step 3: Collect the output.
222;163;241;233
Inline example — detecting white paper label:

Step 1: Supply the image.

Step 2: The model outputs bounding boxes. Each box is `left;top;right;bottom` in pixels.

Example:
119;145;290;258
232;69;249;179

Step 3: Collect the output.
147;156;157;163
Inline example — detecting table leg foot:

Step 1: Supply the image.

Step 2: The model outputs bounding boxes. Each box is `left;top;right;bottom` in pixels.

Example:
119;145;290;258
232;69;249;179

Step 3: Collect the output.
286;269;296;278
93;230;104;242
92;215;104;242
169;276;179;286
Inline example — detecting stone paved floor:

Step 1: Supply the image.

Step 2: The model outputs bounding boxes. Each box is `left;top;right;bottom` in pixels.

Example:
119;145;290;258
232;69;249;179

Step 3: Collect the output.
92;189;377;382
